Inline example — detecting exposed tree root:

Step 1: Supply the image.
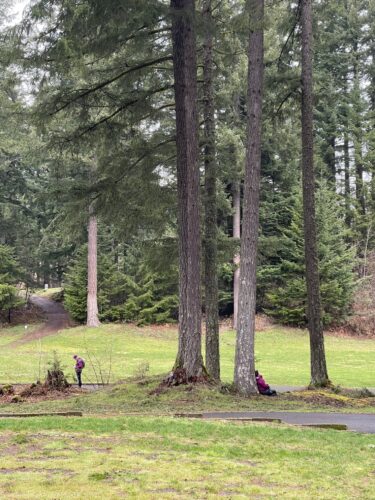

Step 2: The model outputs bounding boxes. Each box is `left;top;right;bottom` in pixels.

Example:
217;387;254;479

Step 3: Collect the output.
45;368;70;391
149;368;212;395
164;367;211;387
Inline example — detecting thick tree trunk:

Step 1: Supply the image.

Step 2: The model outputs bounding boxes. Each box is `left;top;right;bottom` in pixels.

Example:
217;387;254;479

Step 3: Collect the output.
232;181;241;330
354;140;365;217
370;42;375;211
325;135;336;186
300;0;329;386
171;0;204;379
203;0;220;381
371;45;375;112
353;41;366;217
87;208;100;327
233;0;264;396
344;132;351;227
343;73;351;227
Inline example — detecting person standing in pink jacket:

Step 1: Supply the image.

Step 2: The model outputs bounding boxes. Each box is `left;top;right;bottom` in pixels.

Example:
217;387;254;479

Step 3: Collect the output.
73;355;85;388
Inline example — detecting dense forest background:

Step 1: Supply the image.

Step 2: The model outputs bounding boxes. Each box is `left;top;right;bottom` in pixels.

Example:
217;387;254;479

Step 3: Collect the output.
0;0;373;332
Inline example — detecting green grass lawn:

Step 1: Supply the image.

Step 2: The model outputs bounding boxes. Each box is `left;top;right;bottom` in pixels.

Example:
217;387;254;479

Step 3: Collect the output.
1;322;374;388
0;415;374;499
35;287;63;299
1;321;375;498
0;324;39;349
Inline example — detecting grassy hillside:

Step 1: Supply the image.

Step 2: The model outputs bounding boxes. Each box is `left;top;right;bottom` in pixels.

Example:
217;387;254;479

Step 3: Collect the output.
1;323;374;387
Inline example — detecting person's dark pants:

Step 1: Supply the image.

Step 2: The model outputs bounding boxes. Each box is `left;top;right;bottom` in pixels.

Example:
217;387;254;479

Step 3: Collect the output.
76;370;82;387
260;388;277;396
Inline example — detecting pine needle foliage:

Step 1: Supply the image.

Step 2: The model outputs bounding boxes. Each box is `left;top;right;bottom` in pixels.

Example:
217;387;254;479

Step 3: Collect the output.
64;242;178;325
261;183;357;326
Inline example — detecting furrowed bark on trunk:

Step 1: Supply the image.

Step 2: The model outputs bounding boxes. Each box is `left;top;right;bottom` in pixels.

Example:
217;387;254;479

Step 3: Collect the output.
371;44;375;207
353;126;365;218
325;135;336;186
87;206;100;327
344;132;351;227
354;139;366;274
300;0;329;386
203;0;220;381
233;0;264;396
232;181;241;330
343;74;351;227
353;42;366;218
371;44;375;111
171;0;204;379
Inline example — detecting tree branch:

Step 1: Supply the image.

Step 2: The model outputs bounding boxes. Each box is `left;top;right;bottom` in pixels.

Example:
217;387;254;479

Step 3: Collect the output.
277;3;301;70
65;84;174;140
50;55;172;115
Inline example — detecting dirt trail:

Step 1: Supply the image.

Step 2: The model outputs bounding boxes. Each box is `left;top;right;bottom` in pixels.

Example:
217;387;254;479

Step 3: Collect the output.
7;296;72;347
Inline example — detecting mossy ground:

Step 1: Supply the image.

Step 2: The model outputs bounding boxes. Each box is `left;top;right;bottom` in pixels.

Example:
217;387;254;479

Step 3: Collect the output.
1;376;374;415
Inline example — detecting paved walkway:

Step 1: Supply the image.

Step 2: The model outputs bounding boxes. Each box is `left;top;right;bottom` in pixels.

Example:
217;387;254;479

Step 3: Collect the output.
273;385;305;393
201;411;375;433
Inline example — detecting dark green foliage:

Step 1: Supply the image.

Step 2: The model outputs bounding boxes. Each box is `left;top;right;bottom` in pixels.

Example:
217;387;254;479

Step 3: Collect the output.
1;0;371;334
261;184;356;326
64;245;136;323
64;243;178;325
217;262;235;316
0;284;19;314
0;246;23;317
125;283;178;325
63;247;89;323
0;245;23;284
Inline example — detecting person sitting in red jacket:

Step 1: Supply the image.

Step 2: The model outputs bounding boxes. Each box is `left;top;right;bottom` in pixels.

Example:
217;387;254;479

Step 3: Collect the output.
255;370;277;396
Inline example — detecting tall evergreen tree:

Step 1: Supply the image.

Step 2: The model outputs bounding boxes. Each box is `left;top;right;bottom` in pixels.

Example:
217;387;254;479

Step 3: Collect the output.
232;181;241;330
171;0;205;379
300;0;329;386
87;203;100;327
264;183;356;326
234;0;264;396
203;0;220;381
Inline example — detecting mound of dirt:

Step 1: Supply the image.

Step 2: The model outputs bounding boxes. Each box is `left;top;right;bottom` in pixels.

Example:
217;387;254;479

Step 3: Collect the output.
20;382;50;398
0;365;71;403
0;384;15;396
18;366;70;398
0;382;84;404
284;389;375;409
